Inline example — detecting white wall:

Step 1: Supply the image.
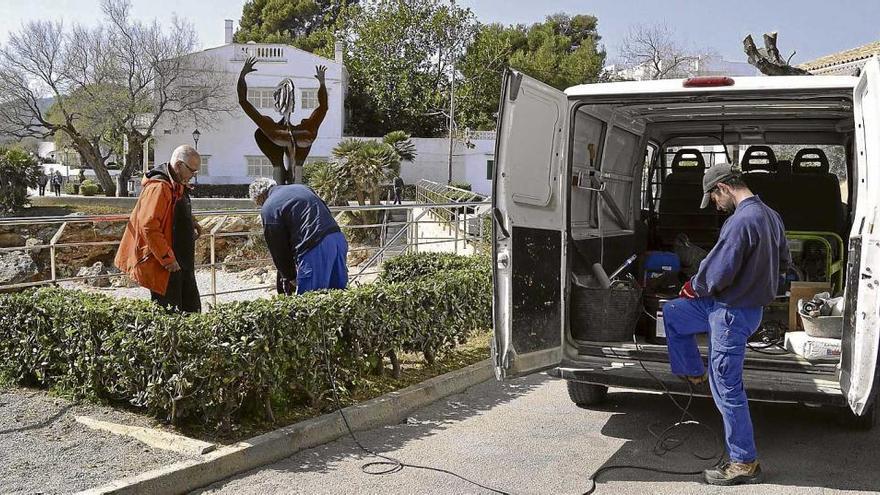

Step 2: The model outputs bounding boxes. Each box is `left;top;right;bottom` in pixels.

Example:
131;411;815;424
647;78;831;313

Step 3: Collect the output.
154;43;347;184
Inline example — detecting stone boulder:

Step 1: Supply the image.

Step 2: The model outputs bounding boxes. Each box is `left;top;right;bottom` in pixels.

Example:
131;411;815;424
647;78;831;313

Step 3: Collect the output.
55;221;127;277
0;251;40;285
0;232;25;248
76;261;112;287
195;215;263;266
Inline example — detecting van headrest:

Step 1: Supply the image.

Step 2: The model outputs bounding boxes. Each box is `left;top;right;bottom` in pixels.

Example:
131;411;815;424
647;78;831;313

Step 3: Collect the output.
793;148;830;174
741;146;777;172
670;149;705;173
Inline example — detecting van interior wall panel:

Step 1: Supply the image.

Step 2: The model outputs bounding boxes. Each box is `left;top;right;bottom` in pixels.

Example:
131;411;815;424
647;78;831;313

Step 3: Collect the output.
511;226;562;353
571;234;644;278
840;235;862;395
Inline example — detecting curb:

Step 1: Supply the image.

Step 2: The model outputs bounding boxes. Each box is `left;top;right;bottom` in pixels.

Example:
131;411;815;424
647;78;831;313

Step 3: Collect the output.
78;358;494;495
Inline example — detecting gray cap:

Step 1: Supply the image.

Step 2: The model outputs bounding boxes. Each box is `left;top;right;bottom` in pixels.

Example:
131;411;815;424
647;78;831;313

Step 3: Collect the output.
700;163;742;209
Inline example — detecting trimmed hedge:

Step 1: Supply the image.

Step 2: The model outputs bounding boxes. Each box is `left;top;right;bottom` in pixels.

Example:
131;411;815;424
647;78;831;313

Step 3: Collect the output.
189;184;250;198
381;252;490;283
0;255;490;429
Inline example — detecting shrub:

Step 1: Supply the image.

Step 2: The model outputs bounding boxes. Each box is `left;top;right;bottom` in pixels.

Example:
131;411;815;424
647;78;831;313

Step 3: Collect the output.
0;147;42;214
380;252;490;283
80;180;99;196
449;181;471;191
0;258;490;429
189;184;250;198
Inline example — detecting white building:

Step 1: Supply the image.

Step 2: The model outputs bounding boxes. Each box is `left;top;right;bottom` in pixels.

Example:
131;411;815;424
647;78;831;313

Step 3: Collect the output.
800;41;880;76
153;21;496;197
154;21;348;185
604;53;758;81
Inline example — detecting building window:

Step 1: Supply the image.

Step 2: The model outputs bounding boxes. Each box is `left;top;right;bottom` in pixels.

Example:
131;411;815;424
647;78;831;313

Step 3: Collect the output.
199;155;210;176
301;88;318;109
247;155;274;178
486;159;494;180
247;88;275;109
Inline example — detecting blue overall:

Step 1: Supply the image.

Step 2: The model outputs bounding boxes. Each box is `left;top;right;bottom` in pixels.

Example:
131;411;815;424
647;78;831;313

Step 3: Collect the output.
261;184;349;295
664;196;790;464
296;231;348;294
664;297;762;463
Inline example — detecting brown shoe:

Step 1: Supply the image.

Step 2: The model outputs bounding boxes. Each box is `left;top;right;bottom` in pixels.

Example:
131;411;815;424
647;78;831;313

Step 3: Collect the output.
685;373;708;385
704;460;762;486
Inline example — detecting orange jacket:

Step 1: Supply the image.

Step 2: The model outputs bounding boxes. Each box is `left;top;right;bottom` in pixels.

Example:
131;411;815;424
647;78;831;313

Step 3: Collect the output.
114;171;183;295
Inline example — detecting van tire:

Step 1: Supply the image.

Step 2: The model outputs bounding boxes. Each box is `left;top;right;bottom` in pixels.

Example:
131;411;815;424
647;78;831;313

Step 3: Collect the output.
837;403;877;431
566;381;608;407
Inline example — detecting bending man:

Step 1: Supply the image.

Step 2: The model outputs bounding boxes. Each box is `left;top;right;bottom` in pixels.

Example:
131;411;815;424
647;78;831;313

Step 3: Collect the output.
249;178;347;295
663;163;790;486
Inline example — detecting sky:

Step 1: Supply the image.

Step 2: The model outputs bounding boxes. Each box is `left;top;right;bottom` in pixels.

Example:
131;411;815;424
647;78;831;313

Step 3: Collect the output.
1;0;879;65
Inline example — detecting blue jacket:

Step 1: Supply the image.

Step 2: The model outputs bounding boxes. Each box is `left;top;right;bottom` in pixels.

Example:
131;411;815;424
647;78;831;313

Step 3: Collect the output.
690;196;790;308
260;185;340;281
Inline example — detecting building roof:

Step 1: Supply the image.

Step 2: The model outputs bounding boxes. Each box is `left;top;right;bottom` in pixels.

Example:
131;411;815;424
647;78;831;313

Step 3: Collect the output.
799;41;880;71
565;74;857;97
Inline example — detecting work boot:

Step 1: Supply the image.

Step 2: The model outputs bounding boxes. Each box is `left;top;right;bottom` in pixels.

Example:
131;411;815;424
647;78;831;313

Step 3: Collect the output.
680;373;709;394
704;460;762;486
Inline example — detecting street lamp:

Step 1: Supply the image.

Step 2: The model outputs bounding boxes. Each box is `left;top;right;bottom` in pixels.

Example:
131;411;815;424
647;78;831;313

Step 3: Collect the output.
191;128;201;151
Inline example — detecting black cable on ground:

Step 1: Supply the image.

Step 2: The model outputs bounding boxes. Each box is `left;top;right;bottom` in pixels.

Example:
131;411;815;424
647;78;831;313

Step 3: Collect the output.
317;328;513;494
579;325;725;494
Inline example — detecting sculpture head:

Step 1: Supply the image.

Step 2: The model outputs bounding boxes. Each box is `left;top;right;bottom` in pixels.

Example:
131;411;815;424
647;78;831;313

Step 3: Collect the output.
274;78;296;123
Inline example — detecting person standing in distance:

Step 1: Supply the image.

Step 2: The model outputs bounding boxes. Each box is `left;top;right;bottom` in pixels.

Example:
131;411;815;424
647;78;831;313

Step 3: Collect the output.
115;145;203;312
249;178;348;295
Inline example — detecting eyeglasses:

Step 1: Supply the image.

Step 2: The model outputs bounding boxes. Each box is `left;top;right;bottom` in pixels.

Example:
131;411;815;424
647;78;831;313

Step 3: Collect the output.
178;160;198;175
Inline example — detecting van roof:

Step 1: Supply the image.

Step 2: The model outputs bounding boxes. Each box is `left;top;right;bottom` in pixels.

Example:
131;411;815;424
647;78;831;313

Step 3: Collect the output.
565;75;858;97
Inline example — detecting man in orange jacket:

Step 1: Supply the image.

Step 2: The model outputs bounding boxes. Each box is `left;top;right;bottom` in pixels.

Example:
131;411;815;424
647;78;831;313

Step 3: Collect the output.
115;145;203;312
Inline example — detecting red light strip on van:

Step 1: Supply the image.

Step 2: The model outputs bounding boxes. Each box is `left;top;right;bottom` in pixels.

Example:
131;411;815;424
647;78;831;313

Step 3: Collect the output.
682;76;735;87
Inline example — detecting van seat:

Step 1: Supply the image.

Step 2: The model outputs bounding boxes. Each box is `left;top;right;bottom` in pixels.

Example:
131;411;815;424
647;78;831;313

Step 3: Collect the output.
656;149;720;248
741;145;778;201
787;148;845;234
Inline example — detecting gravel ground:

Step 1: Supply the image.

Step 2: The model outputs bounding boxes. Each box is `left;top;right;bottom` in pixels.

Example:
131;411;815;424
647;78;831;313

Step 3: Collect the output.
60;269;277;305
0;388;197;495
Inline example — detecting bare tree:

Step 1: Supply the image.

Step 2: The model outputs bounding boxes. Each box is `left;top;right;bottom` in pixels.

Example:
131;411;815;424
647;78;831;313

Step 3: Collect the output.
0;0;234;196
743;32;811;76
619;23;698;80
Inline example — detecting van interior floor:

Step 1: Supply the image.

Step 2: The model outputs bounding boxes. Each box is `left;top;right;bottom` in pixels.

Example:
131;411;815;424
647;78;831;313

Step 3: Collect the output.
575;334;839;376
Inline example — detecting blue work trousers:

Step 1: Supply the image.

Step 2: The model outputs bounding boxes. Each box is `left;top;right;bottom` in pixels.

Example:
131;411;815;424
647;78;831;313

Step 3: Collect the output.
663;297;763;463
296;232;349;294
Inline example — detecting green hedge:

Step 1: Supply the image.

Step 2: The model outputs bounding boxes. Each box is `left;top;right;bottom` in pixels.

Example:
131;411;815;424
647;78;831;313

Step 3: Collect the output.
381;252;490;283
0;256;490;429
189;184;250;198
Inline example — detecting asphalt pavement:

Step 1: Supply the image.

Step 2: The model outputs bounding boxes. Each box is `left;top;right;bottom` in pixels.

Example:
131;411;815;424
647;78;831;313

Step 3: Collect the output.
195;373;880;495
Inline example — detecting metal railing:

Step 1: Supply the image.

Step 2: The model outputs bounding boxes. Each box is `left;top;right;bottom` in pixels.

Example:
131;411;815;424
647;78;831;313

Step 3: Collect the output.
415;180;490;248
0;201;489;305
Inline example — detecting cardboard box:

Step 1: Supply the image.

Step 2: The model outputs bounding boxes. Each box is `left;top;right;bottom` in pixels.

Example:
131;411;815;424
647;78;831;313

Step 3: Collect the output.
788;281;832;331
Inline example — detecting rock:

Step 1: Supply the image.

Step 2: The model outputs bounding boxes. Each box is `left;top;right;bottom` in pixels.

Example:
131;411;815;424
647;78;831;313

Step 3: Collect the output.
55;221;127;277
0;233;25;248
76;262;111;287
0;251;40;285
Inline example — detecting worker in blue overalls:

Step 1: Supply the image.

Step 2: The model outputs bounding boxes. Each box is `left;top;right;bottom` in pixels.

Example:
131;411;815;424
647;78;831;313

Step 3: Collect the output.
663;163;790;486
249;178;348;295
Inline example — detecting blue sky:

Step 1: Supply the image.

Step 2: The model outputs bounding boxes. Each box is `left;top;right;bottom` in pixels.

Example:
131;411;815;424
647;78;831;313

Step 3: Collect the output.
1;0;878;64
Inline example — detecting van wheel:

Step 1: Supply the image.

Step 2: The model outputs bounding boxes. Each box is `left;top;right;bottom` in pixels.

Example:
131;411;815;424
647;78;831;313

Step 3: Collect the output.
566;381;608;407
837;403;878;431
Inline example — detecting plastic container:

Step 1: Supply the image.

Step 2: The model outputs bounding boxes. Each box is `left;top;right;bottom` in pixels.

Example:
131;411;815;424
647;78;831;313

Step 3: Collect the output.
571;285;643;342
800;314;843;339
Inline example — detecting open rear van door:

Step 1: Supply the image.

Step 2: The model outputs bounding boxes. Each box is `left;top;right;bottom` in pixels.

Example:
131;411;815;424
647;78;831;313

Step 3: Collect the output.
842;57;880;416
492;70;568;379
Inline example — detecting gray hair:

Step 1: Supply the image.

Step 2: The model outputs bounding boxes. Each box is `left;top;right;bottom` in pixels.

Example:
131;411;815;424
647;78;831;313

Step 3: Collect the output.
170;145;200;166
274;78;296;120
249;177;277;204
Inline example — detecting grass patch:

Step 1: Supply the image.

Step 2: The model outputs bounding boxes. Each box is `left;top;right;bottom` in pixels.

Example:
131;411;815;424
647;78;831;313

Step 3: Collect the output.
5;205;131;218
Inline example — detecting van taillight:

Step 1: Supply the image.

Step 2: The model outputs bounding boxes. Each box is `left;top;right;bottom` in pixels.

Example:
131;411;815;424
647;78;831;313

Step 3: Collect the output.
682;76;735;87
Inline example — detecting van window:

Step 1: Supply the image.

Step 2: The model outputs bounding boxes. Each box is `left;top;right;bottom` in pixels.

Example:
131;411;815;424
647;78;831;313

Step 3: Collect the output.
571;110;606;231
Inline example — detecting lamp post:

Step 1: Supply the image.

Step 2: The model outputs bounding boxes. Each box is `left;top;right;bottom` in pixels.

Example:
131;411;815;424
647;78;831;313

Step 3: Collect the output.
191;129;201;184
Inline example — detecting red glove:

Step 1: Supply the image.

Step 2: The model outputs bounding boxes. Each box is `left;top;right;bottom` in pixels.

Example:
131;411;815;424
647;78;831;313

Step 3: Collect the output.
679;279;698;299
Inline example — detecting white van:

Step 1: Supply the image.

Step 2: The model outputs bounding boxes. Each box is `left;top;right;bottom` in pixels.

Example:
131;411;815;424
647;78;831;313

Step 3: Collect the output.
491;59;880;428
